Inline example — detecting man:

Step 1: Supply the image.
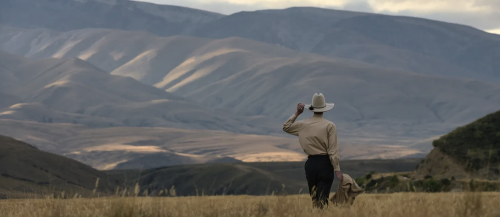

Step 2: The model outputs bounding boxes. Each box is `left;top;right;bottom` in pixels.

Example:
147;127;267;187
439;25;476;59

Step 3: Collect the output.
282;93;342;209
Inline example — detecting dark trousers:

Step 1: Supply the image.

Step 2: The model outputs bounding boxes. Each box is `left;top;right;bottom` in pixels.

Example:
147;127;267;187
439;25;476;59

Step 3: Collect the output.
305;155;334;209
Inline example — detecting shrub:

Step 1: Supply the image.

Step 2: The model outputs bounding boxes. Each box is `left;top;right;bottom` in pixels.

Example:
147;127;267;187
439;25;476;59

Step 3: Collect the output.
389;175;399;188
355;177;366;186
466;158;483;171
483;184;499;192
440;178;451;186
366;180;377;189
365;173;372;180
423;180;442;192
493;168;500;175
432;140;439;147
413;180;424;187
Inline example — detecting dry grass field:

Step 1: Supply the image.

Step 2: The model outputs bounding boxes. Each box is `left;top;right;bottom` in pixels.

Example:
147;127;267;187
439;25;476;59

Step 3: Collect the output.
1;192;499;217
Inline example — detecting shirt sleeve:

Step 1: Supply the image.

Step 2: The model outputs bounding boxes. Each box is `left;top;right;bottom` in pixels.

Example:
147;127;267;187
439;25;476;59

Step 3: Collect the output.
327;123;340;171
282;114;301;136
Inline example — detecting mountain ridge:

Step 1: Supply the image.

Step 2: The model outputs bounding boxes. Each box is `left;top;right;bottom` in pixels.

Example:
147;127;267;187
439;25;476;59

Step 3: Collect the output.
0;0;223;35
2;28;500;143
2;0;500;83
194;10;500;83
0;50;280;134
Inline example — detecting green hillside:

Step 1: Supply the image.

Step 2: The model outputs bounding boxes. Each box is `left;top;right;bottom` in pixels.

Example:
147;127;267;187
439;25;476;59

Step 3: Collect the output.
432;110;500;176
355;111;500;193
411;110;500;183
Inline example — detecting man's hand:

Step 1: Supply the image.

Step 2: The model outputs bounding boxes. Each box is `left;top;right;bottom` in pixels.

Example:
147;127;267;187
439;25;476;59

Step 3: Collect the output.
295;103;305;116
335;171;343;183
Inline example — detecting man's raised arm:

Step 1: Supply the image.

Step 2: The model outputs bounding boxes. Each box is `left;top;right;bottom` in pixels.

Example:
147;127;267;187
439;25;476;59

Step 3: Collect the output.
282;103;305;136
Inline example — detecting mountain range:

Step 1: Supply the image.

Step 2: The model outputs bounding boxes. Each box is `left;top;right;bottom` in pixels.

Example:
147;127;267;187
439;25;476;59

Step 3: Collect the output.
0;49;278;134
1;27;499;142
0;0;499;168
194;9;500;83
0;0;222;36
0;49;434;167
1;0;499;84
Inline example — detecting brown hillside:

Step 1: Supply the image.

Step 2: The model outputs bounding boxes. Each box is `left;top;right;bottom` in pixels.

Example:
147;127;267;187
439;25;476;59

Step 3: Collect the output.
0;135;116;198
414;148;470;180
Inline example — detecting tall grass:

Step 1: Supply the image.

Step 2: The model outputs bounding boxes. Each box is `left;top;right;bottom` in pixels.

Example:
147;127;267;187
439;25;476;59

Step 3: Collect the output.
1;193;499;217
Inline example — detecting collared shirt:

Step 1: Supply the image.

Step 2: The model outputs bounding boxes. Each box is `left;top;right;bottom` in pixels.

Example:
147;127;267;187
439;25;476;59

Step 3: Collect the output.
282;113;340;171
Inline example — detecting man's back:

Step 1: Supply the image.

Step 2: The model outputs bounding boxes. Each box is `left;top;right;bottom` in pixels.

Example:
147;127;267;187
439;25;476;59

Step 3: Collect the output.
283;113;340;171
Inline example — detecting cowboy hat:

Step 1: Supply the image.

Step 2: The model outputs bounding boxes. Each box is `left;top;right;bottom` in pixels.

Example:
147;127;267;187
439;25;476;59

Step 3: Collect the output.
305;93;334;112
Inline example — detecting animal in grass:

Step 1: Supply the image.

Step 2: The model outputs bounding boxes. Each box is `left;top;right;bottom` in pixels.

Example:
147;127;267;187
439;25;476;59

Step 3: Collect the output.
330;174;364;205
283;93;342;209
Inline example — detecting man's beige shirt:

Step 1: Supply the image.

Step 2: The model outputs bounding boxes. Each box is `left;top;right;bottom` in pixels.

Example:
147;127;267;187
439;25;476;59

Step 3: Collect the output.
282;113;340;171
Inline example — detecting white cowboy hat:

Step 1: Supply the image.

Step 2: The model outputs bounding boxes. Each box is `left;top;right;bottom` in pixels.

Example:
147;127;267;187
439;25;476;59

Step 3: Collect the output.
305;93;334;112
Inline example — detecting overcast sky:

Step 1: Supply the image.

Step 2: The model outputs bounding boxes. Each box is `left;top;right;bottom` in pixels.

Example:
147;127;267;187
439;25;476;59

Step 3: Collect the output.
137;0;500;34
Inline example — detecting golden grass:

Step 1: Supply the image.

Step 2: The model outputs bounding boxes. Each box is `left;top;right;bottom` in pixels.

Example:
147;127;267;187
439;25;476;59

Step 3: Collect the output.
1;192;499;217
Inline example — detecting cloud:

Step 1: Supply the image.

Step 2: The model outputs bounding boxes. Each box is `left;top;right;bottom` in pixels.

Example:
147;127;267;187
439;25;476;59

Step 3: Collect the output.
365;0;500;30
368;0;493;13
342;1;374;12
486;28;500;35
378;9;500;30
136;0;500;31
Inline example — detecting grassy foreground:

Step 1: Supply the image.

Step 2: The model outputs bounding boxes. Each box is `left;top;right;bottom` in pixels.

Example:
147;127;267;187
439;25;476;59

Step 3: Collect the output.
1;193;499;217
